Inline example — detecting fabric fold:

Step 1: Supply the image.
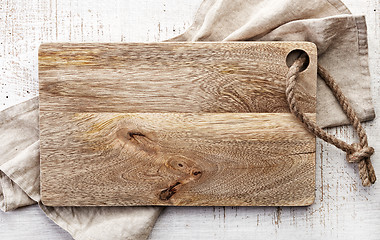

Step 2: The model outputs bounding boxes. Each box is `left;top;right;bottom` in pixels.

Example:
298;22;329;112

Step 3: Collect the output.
39;205;162;240
0;171;36;212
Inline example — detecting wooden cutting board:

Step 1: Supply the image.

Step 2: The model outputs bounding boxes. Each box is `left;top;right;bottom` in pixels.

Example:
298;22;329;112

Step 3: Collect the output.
39;42;317;206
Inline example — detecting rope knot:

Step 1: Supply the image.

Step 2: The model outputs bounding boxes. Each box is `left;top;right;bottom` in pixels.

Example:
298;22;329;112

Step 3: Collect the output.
346;143;374;163
286;55;376;186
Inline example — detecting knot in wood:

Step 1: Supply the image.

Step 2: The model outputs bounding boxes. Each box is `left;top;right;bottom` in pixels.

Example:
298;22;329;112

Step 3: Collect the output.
346;143;374;163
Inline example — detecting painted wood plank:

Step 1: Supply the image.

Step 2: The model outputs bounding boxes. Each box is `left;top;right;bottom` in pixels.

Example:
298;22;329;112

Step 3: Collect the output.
40;112;316;206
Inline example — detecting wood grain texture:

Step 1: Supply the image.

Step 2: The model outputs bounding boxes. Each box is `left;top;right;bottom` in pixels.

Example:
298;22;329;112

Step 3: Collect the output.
40;112;316;206
38;42;317;113
2;0;379;239
39;42;317;206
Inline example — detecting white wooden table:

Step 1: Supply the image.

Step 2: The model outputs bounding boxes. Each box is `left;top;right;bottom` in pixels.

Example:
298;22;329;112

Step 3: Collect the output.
0;0;379;239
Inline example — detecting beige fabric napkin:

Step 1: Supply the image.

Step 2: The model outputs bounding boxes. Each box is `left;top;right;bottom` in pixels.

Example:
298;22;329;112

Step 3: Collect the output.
0;0;375;239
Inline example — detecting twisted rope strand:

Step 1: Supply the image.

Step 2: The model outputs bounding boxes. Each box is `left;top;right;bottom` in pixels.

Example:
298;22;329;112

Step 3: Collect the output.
286;53;376;186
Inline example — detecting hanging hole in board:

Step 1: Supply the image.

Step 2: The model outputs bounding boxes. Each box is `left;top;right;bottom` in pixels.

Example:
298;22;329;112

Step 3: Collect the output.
286;49;310;72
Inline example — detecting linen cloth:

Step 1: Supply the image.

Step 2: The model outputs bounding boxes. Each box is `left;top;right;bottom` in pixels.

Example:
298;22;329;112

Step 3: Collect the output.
0;0;375;239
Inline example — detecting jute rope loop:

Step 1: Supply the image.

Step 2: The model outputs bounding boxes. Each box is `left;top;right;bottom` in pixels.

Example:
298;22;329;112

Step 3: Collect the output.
286;53;376;187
